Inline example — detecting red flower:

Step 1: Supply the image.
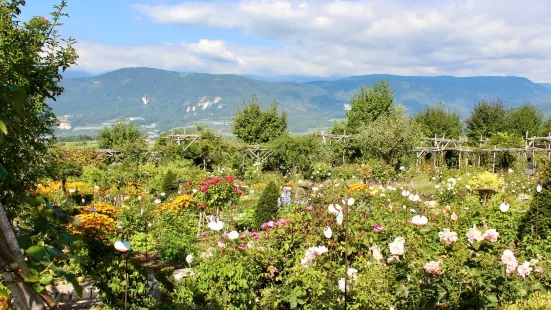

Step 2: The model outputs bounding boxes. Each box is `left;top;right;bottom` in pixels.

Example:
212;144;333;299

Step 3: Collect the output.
225;176;234;183
188;180;193;185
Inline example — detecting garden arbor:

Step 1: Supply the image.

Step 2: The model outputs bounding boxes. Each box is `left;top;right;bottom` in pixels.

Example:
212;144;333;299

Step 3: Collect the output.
415;132;551;172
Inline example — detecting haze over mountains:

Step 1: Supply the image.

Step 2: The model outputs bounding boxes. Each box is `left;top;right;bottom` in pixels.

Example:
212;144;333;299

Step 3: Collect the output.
51;67;551;135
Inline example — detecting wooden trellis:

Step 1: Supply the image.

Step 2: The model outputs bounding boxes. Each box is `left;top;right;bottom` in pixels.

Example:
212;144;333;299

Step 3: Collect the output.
414;135;470;168
163;133;201;152
320;131;355;165
96;149;123;161
415;132;551;172
95;149;162;163
245;145;274;167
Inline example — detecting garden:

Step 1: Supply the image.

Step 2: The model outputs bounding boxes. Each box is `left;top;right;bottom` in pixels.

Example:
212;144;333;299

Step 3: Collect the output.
2;1;551;309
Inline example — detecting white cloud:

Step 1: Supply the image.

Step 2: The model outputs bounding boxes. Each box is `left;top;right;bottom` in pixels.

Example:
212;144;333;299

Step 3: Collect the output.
73;0;551;81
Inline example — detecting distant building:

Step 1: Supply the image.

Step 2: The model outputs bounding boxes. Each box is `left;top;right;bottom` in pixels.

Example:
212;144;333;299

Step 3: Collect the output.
58;122;72;129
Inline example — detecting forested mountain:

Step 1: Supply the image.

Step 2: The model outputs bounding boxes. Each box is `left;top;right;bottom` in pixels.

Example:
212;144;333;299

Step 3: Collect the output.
50;67;551;133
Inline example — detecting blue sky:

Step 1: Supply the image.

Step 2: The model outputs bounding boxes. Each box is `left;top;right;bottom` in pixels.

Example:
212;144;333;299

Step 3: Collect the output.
19;0;551;82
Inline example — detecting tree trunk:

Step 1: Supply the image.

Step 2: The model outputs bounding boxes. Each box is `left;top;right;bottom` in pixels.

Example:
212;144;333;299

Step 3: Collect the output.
0;201;49;310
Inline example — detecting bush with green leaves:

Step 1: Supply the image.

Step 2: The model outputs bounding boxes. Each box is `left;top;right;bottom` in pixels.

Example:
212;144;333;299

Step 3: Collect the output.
356;106;422;165
518;160;551;240
232;94;287;144
254;181;280;228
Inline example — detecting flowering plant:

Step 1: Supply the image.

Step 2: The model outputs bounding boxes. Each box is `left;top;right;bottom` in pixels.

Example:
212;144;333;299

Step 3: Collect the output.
192;175;242;211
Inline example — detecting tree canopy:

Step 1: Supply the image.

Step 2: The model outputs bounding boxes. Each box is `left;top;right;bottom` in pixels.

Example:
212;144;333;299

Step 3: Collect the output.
356;106;422;165
505;104;544;137
1;0;77;212
346;80;394;134
414;102;463;138
98;120;145;149
232;95;287;144
465;98;507;141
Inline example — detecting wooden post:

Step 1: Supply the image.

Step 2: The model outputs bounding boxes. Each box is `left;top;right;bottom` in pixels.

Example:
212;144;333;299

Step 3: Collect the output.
493;146;497;173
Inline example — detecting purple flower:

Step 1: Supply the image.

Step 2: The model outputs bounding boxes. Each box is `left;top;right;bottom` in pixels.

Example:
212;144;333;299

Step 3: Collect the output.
372;224;384;232
238;243;247;250
306;205;313;211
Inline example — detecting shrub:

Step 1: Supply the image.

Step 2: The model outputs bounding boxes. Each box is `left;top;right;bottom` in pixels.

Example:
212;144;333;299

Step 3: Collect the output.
468;171;505;190
518;160;551;240
254;181;280;228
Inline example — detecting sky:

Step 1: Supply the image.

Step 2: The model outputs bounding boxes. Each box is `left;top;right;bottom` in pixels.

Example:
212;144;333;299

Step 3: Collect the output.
19;0;551;82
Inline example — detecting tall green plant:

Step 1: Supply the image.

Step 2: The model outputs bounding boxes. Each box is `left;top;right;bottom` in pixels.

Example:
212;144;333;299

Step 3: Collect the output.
0;1;78;308
254;181;280;227
518;160;551;240
232;94;287;144
465;98;507;142
414;102;462;138
98;120;144;149
346;80;394;134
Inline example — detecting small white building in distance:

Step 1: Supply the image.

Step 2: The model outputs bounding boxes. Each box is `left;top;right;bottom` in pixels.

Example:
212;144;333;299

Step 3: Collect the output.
58;122;72;129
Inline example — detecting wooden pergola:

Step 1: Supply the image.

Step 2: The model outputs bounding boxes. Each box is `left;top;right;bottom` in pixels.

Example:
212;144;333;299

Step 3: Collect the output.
415;132;551;172
320;131;355;165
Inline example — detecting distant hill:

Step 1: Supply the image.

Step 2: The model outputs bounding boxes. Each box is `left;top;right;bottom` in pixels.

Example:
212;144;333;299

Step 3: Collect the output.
50;67;551;135
538;83;551;91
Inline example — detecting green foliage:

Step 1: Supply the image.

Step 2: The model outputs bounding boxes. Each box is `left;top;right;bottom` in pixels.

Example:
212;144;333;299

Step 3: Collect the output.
505;104;544;137
0;0;78;214
160;170;177;192
152;211;197;262
232;95;287;144
414;102;463;138
356;106;422;164
254;181;279;228
487;133;524;148
267;133;323;174
73;240;150;307
98;120;144;149
501;291;551;309
518;160;551;240
468;171;505;190
540;114;551;136
466;98;507;141
346;80;394;134
487;133;525;170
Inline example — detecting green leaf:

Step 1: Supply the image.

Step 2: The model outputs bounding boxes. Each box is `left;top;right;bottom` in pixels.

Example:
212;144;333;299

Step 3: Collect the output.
39;274;53;285
33;283;45;293
45;246;63;258
17;235;32;249
0;164;7;181
71;280;83;298
26;246;47;260
0;120;7;135
419;227;431;233
23;274;39;283
486;294;498;304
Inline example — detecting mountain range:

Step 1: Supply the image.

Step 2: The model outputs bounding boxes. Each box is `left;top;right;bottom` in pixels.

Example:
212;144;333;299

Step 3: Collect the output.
50;67;551;135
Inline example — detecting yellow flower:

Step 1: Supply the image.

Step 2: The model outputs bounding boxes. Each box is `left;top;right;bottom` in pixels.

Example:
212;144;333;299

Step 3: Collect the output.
154;194;194;214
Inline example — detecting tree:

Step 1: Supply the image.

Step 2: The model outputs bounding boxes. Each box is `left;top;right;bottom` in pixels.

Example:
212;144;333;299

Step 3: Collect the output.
266;133;323;174
356;106;422;165
540;114;551;136
346;80;394;134
254;181;280;228
232;95;287;144
465;98;507;142
505;104;543;137
414;102;463;138
0;0;78;308
518;159;551;240
98;120;144;149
